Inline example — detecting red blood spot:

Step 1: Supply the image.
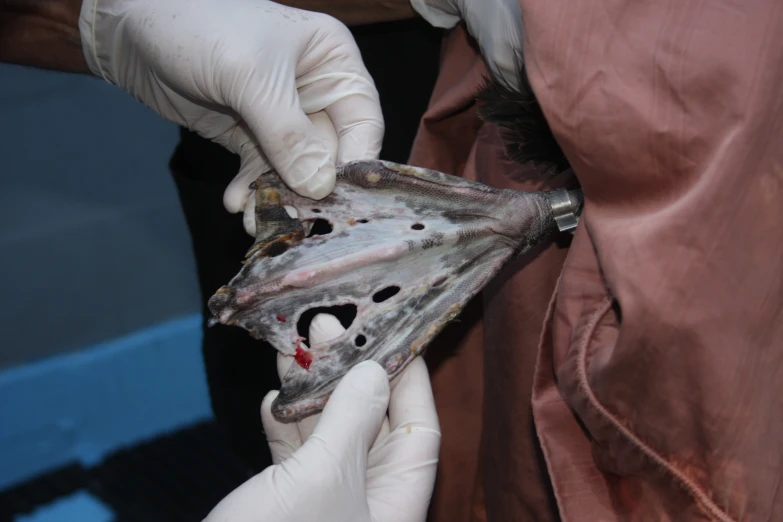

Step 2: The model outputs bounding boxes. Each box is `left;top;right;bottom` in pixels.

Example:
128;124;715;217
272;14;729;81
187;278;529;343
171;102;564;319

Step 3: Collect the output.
294;346;312;370
276;315;287;322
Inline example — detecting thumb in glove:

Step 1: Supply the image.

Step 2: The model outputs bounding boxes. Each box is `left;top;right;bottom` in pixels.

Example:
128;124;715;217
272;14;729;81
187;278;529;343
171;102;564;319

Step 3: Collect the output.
205;360;390;522
223;110;340;237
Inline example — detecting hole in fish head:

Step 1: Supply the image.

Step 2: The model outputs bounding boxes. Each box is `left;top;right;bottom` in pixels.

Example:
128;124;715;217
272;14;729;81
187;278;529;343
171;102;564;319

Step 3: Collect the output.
296;304;357;340
307;219;333;237
372;286;400;303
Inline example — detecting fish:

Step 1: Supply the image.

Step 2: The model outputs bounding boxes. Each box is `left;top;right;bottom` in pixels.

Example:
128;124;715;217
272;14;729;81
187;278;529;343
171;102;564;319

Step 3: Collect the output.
207;159;582;422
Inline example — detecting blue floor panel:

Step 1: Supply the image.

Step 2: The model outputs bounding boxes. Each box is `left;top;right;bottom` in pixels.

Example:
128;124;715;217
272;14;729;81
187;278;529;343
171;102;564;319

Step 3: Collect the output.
0;315;256;521
14;490;113;522
0;314;212;491
0;420;254;522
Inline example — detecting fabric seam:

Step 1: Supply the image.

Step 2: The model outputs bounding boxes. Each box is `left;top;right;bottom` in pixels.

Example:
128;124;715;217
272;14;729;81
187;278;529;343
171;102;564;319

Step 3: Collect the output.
576;299;737;522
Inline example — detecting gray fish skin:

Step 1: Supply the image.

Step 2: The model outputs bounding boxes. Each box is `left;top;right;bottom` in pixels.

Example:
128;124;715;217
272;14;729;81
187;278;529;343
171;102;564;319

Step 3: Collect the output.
208;159;557;422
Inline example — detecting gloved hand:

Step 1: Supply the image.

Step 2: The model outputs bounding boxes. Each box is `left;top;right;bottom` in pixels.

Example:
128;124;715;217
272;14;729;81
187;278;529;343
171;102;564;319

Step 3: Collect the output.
204;314;441;522
79;0;384;201
225;110;340;237
410;0;523;88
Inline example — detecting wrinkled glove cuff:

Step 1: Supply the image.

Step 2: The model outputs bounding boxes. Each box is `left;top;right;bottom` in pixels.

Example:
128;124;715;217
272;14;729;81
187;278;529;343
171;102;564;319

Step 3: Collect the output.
410;0;460;30
78;0;120;83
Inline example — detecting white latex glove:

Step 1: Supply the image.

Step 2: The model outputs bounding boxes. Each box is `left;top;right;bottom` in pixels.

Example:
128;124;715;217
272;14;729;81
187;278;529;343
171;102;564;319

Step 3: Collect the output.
204;314;441;522
79;0;384;200
226;110;339;237
411;0;523;88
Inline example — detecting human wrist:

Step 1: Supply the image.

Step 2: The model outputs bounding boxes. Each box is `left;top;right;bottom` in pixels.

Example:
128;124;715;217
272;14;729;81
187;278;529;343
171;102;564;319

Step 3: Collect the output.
275;0;418;26
0;0;90;72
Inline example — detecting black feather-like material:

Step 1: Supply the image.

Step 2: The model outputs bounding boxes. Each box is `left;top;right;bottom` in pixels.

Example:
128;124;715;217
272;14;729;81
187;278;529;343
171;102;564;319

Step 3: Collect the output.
476;60;571;176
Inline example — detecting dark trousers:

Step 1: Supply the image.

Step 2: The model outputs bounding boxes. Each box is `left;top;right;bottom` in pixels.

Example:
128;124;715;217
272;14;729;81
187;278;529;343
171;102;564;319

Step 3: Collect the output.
168;19;443;471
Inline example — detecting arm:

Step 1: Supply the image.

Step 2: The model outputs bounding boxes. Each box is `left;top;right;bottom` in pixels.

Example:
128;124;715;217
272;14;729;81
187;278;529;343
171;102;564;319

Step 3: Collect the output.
0;0;417;74
0;0;88;72
274;0;417;26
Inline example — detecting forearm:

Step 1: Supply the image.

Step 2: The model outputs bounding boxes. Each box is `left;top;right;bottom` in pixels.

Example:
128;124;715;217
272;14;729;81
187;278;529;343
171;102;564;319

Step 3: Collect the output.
0;0;420;74
0;0;88;73
275;0;418;26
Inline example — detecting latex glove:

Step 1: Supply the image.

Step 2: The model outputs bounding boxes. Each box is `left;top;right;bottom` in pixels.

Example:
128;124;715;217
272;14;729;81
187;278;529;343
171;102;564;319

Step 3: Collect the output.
410;0;523;88
225;110;339;237
204;314;441;522
79;0;384;200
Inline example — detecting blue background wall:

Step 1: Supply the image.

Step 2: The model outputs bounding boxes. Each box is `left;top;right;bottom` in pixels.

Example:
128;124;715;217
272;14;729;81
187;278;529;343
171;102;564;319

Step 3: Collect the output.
0;63;201;369
0;64;213;491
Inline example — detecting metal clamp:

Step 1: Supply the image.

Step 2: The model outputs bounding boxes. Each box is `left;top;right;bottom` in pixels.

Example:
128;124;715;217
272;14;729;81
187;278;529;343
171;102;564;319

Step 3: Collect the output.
546;188;583;234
